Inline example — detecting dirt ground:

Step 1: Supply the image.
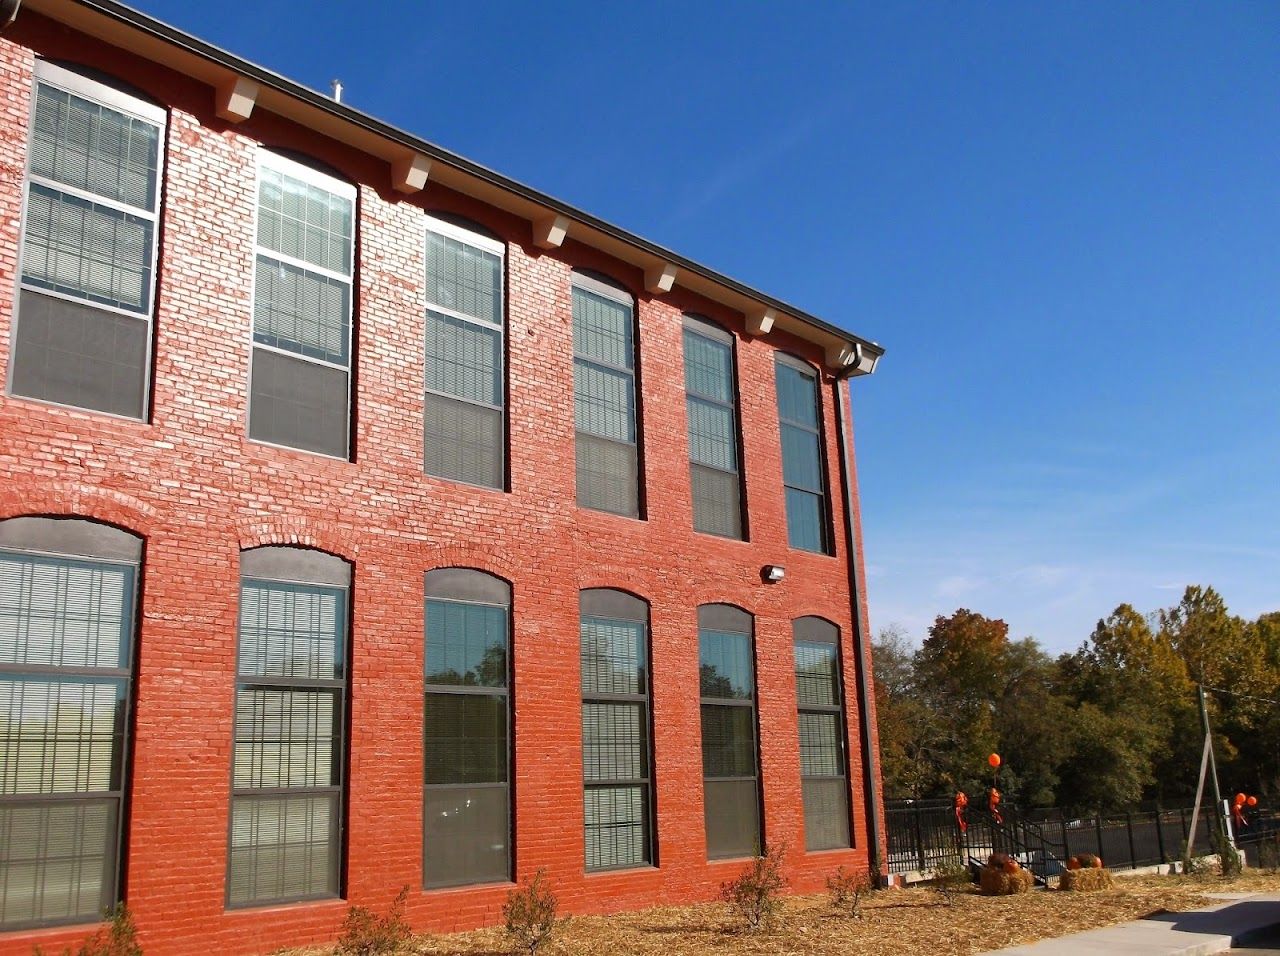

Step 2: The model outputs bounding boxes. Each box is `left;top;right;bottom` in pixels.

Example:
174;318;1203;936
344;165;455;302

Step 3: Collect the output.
287;870;1280;956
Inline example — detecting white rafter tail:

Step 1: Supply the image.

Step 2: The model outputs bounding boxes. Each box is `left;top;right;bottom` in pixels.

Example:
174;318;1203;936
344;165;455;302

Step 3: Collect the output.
532;213;570;249
391;153;431;194
745;307;775;336
644;262;677;295
215;76;259;123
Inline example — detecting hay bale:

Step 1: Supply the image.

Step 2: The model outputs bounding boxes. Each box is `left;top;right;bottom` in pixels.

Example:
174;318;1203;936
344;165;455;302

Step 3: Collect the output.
1060;867;1114;892
978;864;1034;895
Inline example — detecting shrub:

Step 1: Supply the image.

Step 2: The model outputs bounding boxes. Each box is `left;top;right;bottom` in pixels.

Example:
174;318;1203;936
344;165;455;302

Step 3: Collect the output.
826;865;872;919
35;905;143;956
503;869;559;955
720;844;787;932
335;886;411;956
931;861;971;906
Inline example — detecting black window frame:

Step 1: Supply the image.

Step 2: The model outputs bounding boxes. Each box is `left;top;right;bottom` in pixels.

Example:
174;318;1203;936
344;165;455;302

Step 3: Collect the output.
226;547;351;909
793;616;852;851
0;517;142;931
579;589;654;871
8;59;167;421
682;316;746;540
572;272;642;519
775;353;832;554
698;604;762;860
422;213;508;491
422;567;513;889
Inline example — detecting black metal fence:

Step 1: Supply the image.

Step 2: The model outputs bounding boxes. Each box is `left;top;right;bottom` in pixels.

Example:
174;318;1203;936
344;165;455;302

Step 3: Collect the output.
886;798;1280;883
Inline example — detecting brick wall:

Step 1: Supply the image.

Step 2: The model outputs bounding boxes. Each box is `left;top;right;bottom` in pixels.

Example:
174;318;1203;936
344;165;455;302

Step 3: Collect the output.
0;14;881;956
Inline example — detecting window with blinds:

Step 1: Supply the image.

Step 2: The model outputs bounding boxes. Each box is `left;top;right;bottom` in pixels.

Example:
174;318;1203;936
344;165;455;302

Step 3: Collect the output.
775;356;830;553
9;61;165;420
683;317;744;539
423;568;511;888
228;548;349;907
424;216;506;489
249;153;355;459
0;517;141;930
698;605;760;859
792;617;851;851
573;275;639;517
580;590;652;870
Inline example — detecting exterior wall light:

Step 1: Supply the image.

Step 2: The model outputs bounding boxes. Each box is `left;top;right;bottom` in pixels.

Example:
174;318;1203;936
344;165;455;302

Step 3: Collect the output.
762;565;785;583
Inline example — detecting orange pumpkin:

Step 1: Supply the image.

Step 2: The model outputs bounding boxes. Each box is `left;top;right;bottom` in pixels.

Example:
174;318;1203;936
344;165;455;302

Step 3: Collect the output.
1093;857;1103;869
1067;857;1081;871
1003;858;1019;874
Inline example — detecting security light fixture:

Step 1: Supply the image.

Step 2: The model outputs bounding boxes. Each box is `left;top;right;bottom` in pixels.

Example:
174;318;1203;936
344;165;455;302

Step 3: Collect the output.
762;565;785;583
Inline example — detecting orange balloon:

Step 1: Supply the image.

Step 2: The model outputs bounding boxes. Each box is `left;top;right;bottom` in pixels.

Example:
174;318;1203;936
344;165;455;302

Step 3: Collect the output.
988;753;1001;768
1235;792;1247;806
1248;796;1258;807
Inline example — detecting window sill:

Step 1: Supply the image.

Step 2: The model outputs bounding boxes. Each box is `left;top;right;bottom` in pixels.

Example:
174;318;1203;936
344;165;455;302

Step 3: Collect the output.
5;391;148;425
584;864;659;877
245;435;352;464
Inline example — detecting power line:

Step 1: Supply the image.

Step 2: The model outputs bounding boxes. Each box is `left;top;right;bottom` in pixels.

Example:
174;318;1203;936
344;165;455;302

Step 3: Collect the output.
1201;684;1280;707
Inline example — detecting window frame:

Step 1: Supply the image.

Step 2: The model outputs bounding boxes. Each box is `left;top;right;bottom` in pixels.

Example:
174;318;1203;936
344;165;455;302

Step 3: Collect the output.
682;315;746;540
775;353;832;554
225;548;351;910
0;518;142;931
571;272;642;519
422;567;513;890
7;59;167;421
697;604;762;860
579;589;655;872
792;617;853;852
422;213;508;491
246;149;357;461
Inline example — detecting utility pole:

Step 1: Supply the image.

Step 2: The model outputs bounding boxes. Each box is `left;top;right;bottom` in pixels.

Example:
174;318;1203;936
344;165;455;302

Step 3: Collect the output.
1198;684;1228;838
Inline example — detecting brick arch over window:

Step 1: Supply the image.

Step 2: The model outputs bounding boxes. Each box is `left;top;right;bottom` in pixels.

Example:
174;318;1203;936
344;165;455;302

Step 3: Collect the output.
234;516;358;562
0;515;142;930
0;483;157;536
421;544;521;585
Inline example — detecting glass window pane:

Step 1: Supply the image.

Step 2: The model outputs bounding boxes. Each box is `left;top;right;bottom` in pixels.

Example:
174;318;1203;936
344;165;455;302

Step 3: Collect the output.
425;311;501;407
698;629;753;700
426;232;501;325
425;600;507;687
798;712;844;777
424;393;503;489
424;693;507;785
775;362;818;428
584;785;647;869
690;464;741;540
423;785;508;887
687;397;736;472
22;184;153;314
700;704;754;778
802;778;850;851
572;286;632;368
780;423;822;492
575;433;638;517
0;554;132;669
0;798;117;927
30;84;159;211
228;793;339;904
683;329;732;403
253;257;350;366
248;347;350;459
232;688;339;789
794;641;839;707
704;779;760;860
237;582;344;680
580;617;645;696
0;677;126;795
574;362;635;443
785;488;825;553
582;702;645;782
257;167;352;275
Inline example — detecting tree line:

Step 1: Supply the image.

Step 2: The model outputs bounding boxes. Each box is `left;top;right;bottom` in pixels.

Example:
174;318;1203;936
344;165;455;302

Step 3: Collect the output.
874;586;1280;813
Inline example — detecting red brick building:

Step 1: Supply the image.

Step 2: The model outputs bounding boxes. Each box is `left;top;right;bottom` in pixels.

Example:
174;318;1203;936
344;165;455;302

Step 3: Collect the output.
0;1;886;953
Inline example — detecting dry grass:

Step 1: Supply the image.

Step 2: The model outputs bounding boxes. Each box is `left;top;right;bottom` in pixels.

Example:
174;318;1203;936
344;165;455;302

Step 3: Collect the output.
282;871;1280;956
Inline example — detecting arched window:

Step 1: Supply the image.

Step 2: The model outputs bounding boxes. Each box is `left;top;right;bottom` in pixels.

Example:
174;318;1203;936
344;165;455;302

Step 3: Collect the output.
579;589;652;868
227;547;350;906
423;568;512;887
572;272;640;517
0;517;142;929
793;616;851;850
698;604;760;858
9;60;166;419
423;214;507;489
248;150;356;459
684;317;744;539
775;354;831;553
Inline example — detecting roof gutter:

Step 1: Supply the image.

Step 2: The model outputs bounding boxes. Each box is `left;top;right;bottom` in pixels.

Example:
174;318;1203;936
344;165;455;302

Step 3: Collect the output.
833;363;885;883
40;0;883;363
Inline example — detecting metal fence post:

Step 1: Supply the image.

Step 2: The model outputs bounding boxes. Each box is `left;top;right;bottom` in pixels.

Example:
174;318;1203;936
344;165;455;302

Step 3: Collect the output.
1095;814;1105;860
1126;812;1137;868
914;803;926;874
1156;810;1166;864
1062;817;1071;863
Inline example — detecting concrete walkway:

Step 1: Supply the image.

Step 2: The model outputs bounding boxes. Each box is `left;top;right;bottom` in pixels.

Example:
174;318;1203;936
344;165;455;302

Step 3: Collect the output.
984;893;1280;955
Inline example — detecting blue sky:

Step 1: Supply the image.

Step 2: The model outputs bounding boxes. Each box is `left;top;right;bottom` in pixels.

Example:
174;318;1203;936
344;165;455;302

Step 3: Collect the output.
131;0;1279;654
